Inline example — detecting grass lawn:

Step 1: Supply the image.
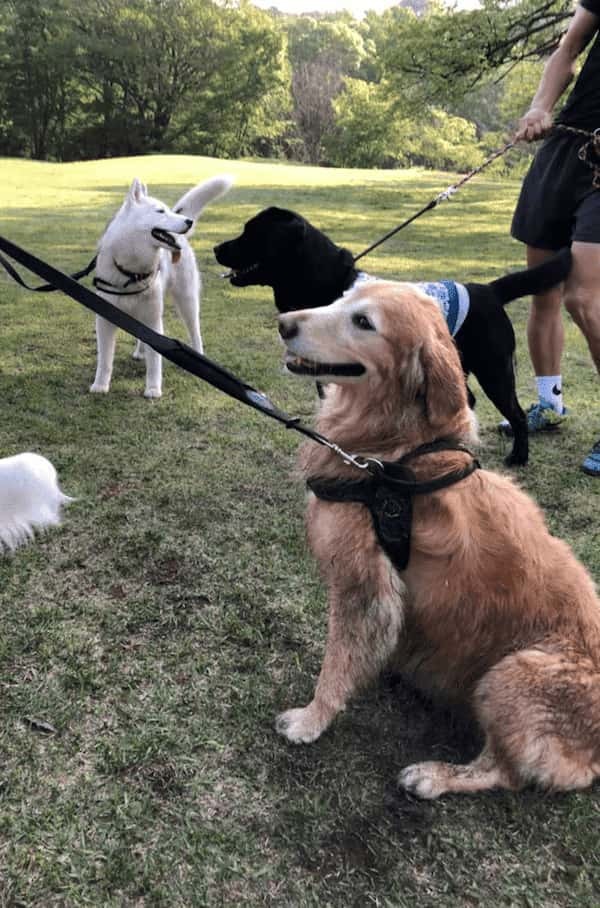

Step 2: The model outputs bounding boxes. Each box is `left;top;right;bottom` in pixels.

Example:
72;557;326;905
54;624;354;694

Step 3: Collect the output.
0;154;599;907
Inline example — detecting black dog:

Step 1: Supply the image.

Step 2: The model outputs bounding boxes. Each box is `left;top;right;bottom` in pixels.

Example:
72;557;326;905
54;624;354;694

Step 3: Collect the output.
215;207;571;465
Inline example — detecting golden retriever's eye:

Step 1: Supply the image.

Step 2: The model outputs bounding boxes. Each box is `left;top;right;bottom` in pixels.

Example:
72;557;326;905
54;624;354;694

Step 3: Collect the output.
352;313;375;331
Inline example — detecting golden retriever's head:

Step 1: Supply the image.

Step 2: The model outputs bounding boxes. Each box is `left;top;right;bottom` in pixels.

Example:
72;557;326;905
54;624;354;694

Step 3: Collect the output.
279;281;471;432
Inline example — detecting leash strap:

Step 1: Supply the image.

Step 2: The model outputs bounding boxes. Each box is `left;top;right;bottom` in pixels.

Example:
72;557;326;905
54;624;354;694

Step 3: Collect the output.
0;233;331;445
353;141;514;264
0;249;97;293
553;123;600;188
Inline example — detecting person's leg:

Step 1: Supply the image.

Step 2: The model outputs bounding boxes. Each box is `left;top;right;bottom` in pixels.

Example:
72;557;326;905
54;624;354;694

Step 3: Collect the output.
500;245;567;435
562;241;600;474
526;245;566;417
563;241;600;372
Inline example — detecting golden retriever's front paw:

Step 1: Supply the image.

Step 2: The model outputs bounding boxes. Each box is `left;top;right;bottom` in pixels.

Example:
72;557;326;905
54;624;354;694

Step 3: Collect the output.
398;762;446;800
275;706;326;744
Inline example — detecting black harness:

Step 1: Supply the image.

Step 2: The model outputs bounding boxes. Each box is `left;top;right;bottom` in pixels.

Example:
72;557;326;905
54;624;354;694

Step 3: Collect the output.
93;260;156;296
307;439;479;571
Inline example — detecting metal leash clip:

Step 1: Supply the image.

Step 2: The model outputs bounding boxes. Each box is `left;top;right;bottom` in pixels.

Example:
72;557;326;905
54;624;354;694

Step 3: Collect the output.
325;443;383;472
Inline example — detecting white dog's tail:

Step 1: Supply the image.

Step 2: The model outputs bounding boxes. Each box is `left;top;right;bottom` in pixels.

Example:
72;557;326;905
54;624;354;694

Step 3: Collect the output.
173;175;234;226
0;453;73;552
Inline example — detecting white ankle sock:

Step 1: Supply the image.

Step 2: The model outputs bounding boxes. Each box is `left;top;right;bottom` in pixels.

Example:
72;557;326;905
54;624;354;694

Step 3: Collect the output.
536;376;563;412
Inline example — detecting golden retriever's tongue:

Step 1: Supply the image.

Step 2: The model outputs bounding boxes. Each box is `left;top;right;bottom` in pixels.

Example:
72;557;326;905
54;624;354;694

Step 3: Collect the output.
171;250;181;264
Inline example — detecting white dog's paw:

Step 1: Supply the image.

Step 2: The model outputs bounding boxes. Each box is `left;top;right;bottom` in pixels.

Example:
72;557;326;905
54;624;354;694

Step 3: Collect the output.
144;387;162;399
398;762;446;800
89;382;109;394
275;706;326;744
132;349;146;360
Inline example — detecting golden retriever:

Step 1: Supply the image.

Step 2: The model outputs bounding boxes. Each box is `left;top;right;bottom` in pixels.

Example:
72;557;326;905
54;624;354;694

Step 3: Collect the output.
275;280;600;798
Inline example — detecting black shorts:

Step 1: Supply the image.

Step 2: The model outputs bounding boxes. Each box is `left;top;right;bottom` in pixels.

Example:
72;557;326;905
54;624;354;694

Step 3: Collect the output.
511;131;600;250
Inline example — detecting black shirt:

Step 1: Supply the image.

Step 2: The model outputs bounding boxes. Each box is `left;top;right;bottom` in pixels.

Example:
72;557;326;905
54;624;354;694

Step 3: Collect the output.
557;0;600;128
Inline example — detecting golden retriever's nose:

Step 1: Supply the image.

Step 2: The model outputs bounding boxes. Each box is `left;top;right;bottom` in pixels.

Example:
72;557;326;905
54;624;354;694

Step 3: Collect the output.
278;317;299;341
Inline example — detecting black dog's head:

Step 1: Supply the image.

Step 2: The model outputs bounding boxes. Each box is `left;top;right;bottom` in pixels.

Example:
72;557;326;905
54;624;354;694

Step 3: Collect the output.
214;207;309;287
214;206;358;312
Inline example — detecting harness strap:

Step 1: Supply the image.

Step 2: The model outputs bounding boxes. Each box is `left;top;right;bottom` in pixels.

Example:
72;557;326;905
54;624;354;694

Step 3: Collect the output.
308;440;480;570
308;445;479;501
114;260;153;285
92;258;157;297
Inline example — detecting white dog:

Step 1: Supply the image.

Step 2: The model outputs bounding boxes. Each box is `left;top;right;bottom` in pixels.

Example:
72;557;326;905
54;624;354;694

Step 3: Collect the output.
91;174;233;399
0;453;72;552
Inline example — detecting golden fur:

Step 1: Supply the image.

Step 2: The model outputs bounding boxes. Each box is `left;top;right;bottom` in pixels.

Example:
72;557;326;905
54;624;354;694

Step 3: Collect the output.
276;281;600;798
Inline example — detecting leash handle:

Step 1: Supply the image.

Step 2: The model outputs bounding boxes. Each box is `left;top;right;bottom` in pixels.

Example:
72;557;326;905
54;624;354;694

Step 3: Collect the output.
353;141;514;264
0;250;96;292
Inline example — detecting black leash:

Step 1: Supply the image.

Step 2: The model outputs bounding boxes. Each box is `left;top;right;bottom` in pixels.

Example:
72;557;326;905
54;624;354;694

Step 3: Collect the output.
353;141;514;264
0;233;373;470
0;249;97;293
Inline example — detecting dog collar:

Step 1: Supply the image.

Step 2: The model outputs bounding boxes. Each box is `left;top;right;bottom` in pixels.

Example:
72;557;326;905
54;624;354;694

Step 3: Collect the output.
307;439;479;571
93;260;157;296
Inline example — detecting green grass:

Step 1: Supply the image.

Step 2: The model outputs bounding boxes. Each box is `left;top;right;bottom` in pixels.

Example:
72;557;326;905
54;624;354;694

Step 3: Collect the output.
0;154;599;907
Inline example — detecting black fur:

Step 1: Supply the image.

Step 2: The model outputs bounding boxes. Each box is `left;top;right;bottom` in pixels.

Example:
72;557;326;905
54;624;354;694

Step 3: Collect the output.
215;207;572;466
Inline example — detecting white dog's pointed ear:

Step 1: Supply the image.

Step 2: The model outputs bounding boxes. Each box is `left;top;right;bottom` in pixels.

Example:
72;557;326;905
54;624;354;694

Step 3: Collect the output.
128;178;146;204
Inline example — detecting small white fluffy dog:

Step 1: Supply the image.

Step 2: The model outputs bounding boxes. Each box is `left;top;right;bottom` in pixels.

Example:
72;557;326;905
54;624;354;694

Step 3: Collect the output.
0;453;72;552
91;174;233;399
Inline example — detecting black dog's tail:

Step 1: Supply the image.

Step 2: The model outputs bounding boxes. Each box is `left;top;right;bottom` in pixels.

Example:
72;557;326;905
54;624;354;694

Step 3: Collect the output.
489;247;572;305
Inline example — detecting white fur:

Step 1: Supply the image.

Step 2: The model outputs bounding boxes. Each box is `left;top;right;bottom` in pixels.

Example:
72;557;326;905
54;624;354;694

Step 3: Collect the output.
91;174;234;399
0;453;73;552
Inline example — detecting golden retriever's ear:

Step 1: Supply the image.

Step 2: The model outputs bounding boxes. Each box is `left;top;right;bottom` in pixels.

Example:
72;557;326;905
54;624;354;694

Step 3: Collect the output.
420;333;466;428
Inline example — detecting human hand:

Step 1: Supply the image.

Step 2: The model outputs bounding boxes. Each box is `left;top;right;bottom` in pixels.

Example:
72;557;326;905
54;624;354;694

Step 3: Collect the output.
514;107;553;142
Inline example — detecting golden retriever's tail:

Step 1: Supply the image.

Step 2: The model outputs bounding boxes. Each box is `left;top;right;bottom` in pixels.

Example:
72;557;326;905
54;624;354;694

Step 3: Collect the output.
489;247;572;306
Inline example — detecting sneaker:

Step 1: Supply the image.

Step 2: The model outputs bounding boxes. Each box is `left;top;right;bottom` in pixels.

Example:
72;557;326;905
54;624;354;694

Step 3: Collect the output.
581;439;600;476
499;399;568;436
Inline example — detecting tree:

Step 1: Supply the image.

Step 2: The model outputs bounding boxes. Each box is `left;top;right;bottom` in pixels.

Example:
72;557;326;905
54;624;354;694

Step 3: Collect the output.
171;1;289;159
0;0;82;159
327;77;484;170
378;0;573;112
62;0;287;159
284;14;368;164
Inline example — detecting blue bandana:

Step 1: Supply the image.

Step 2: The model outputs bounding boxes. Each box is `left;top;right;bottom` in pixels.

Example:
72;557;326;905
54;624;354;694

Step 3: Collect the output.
352;273;470;338
413;281;470;337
